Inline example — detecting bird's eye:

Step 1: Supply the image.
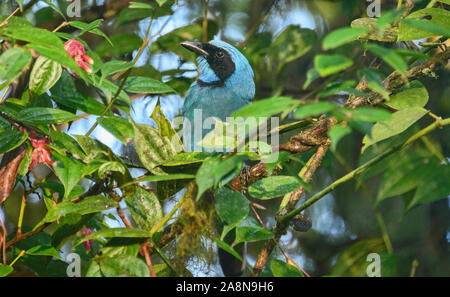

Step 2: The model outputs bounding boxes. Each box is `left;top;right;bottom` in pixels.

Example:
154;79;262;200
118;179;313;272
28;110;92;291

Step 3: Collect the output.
216;50;224;58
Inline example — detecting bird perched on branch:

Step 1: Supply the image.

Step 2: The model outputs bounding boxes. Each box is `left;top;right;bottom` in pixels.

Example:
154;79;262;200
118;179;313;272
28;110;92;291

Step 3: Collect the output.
180;40;255;152
180;40;255;276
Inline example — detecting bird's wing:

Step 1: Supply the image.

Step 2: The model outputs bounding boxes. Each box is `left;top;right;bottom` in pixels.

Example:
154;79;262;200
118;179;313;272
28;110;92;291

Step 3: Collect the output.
182;82;250;121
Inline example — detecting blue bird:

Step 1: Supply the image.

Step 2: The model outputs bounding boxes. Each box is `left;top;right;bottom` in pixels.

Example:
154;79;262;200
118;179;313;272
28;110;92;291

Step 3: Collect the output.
180;40;255;152
180;40;255;276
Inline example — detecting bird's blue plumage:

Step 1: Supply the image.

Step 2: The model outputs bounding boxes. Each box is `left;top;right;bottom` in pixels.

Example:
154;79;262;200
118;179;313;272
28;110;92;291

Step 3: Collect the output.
182;40;255;152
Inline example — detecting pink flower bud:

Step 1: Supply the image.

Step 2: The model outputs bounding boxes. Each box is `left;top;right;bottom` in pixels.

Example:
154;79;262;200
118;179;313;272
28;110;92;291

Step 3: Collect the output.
64;38;94;74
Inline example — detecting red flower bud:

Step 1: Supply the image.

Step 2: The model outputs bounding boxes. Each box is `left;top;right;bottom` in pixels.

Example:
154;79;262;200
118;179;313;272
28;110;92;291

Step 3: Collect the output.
64;38;94;74
26;130;53;170
81;226;94;252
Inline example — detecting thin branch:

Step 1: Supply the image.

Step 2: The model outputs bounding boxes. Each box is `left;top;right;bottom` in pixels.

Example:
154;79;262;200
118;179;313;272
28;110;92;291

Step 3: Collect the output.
280;117;450;225
117;206;133;228
251;46;449;276
0;216;6;265
141;243;156;277
0;8;20;27
5;223;50;249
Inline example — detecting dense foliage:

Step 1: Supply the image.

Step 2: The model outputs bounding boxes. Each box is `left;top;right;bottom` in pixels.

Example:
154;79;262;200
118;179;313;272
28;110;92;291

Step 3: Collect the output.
0;0;449;277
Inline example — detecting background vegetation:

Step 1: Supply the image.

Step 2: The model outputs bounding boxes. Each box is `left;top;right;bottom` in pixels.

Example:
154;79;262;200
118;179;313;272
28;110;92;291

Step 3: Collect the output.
0;0;449;277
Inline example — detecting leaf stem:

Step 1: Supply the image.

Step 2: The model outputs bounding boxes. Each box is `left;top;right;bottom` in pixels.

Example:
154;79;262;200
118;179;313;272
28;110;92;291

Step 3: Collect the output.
17;195;27;237
0;85;11;104
426;0;438;8
84;11;156;136
149;183;193;237
84;67;131;136
52;21;68;32
8;250;25;267
0;8;20;27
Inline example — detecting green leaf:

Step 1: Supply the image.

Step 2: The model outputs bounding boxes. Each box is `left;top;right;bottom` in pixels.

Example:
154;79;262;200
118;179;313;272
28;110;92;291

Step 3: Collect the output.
328;124;352;151
98;161;126;178
26;245;61;259
124;76;175;94
14;0;24;10
0;264;13;277
51;71;105;115
129;1;154;9
101;238;141;258
151;98;179;139
161;152;212;166
100;60;133;81
335;107;392;122
39;195;118;224
129;174;195;185
97;255;150;277
294;102;336;119
95;33;142;57
318;80;357;98
366;44;407;74
232;97;296;118
322;27;369;50
75;228;151;247
69;19;112;45
398;8;450;41
95;77;131;105
235;217;274;244
314;54;353;77
269;25;317;72
376;9;405;31
215;187;249;226
2;25;62;48
385;80;429;110
28;43;87;80
124;186;163;230
351;17;398;42
50;131;86;159
52;151;85;198
17;107;79;125
97;116;134;144
332;238;396;276
303;68;319;89
156;0;168;6
132;121;179;174
51;214;91;248
196;155;247;200
1;26;86;79
406;163;450;211
376;151;439;204
214;238;243;261
0;15;32;27
17;142;32;177
29;56;62;95
0;128;27;154
0;47;32;88
116;8;153;26
271;259;303;277
359;68;389;100
362;107;428;152
73;135;110;161
248;176;306;200
151;24;204;61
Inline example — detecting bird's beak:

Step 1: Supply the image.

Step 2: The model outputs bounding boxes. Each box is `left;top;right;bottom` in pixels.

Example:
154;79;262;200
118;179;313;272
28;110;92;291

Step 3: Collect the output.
180;41;209;59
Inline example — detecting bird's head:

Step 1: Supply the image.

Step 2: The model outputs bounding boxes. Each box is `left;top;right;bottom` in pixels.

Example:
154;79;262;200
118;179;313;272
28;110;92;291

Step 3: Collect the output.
181;40;254;99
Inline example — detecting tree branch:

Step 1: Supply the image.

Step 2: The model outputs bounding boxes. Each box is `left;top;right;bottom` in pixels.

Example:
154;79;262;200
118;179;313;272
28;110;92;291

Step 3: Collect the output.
250;47;449;276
